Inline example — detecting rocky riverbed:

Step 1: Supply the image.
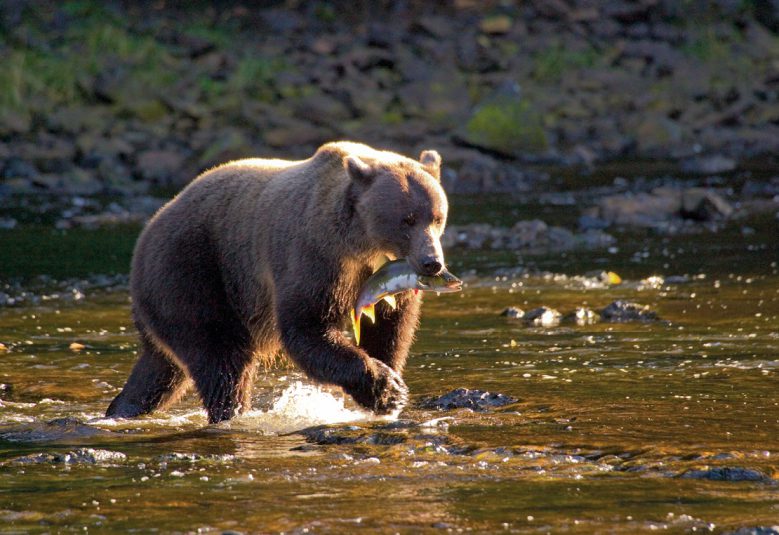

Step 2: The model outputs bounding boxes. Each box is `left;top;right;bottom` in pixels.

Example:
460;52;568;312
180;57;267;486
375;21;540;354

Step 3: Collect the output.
1;1;779;199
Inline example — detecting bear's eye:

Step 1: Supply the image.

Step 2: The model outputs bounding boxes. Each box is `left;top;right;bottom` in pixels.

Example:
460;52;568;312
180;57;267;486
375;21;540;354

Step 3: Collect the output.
402;214;416;227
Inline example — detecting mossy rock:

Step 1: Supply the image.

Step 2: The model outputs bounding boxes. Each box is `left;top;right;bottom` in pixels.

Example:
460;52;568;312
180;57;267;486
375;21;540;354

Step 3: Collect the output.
460;97;548;156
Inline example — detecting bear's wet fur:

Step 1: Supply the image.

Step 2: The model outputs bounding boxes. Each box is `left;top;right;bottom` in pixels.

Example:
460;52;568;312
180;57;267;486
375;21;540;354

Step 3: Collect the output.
106;141;448;423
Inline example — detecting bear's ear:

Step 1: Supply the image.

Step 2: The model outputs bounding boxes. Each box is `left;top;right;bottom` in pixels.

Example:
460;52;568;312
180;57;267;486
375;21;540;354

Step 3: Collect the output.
419;150;441;181
345;156;375;185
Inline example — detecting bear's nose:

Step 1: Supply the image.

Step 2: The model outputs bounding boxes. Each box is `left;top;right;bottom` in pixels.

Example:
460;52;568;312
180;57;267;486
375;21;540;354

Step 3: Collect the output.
420;257;443;276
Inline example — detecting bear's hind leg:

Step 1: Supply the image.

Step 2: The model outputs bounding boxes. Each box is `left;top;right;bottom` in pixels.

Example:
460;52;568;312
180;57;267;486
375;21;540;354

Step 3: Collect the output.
106;338;190;418
183;337;256;424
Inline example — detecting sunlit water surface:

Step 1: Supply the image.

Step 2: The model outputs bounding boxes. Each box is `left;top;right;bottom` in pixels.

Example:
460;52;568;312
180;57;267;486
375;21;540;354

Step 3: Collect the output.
0;198;778;533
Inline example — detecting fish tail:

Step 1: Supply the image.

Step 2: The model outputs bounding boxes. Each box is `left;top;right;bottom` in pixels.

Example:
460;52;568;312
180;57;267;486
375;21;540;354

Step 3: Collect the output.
351;309;361;346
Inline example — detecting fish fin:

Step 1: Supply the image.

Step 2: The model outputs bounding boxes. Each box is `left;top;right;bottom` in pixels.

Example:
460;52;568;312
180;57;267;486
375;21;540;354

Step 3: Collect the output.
351;309;361;346
383;295;397;310
363;303;376;323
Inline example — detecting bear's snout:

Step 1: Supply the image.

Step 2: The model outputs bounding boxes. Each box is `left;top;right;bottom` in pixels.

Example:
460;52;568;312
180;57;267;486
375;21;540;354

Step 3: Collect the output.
408;228;445;276
417;256;443;276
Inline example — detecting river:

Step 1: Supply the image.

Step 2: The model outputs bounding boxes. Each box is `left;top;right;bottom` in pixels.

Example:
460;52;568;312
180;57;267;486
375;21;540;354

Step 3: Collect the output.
0;191;777;533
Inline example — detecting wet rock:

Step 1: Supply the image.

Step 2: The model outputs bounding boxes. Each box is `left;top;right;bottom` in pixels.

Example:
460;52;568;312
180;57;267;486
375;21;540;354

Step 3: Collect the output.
0;217;18;229
578;214;611;230
156;452;236;464
563;307;598;325
584;270;623;286
681;188;734;221
510;219;553;248
524;306;562;327
56;203;153;229
680;155;737;175
299;425;366;445
595;189;680;226
724;527;779;535
679;466;771;482
589;187;733;228
298;423;411;446
600;300;658;322
0;416;111;442
500;306;525;319
421;388;517;411
7;448;126;465
442;221;614;253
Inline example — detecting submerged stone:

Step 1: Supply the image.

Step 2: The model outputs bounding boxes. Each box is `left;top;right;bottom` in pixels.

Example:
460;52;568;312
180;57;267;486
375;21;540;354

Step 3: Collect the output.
600;300;658;322
421;388;517;411
0;417;112;442
523;306;562;327
563;307;598;325
500;306;524;319
156;452;236;464
679;466;771;482
723;527;779;535
6;448;126;465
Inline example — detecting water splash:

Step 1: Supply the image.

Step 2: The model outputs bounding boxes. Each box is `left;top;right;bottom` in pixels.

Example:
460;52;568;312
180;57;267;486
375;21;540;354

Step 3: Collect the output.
230;381;375;434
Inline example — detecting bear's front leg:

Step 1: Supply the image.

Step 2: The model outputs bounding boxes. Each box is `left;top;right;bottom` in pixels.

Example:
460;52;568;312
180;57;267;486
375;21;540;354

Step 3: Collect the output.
357;290;422;374
278;305;409;415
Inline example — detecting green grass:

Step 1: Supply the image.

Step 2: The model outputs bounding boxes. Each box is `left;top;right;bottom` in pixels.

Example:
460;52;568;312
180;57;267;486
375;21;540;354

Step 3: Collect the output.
682;27;735;63
0;12;174;117
227;55;286;97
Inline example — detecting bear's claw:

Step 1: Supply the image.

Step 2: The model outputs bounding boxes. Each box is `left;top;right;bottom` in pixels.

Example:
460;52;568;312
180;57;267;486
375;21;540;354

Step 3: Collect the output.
349;360;409;415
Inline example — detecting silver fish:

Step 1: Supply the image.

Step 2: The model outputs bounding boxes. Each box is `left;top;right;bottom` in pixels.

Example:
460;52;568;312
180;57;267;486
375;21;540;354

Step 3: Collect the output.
352;260;462;345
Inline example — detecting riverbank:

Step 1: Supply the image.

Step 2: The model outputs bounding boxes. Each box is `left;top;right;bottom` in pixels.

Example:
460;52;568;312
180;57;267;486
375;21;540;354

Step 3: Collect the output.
2;1;779;197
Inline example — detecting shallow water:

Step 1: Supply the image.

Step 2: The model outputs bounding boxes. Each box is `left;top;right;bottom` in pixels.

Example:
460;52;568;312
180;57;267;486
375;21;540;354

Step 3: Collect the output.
1;196;778;533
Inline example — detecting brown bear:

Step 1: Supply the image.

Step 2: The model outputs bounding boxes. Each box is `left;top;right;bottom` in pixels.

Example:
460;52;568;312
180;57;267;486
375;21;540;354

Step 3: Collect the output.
106;141;448;423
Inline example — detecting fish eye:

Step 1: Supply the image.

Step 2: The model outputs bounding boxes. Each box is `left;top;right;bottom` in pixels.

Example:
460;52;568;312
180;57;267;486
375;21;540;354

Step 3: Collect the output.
433;215;444;226
402;214;416;227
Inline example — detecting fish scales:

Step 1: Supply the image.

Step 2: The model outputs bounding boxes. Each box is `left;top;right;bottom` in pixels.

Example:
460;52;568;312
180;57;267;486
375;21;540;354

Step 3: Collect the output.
351;260;462;345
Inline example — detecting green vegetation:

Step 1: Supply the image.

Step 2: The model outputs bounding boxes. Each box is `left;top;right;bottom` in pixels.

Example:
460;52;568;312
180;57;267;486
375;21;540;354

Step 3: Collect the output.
0;2;283;119
227;55;286;101
0;8;173;117
465;98;548;154
532;43;600;82
682;26;737;63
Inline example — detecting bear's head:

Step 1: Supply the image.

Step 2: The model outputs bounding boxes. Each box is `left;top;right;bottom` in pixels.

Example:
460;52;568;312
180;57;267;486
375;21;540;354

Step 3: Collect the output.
347;150;448;276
